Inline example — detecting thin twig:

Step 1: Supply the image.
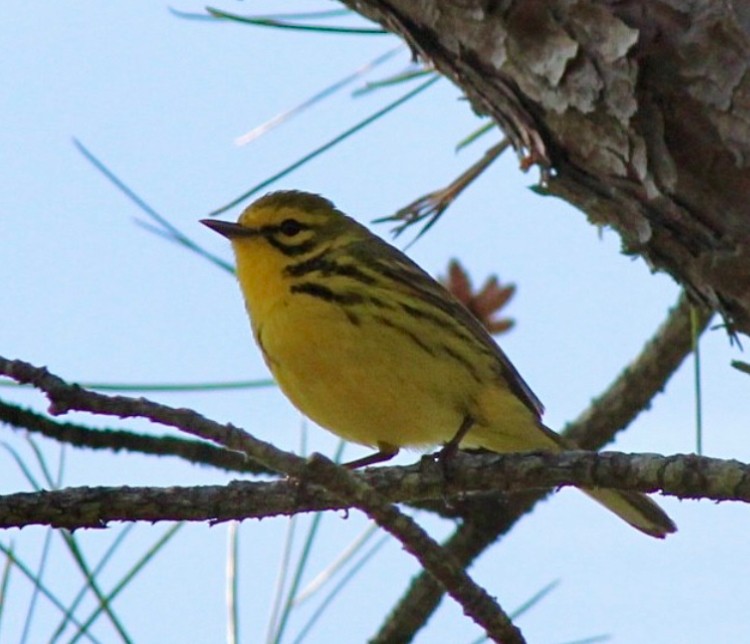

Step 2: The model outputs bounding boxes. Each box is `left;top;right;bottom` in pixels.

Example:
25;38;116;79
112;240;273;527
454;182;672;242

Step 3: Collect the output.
376;139;509;242
0;399;269;475
0;356;303;476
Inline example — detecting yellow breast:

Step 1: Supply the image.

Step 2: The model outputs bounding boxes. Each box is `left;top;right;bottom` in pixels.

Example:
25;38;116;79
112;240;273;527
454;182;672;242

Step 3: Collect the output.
230;231;546;452
255;288;469;449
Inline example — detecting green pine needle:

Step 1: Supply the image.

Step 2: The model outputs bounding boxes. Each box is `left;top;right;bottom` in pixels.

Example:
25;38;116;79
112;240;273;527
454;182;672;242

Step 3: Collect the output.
73;139;235;275
210;75;440;216
206;8;387;35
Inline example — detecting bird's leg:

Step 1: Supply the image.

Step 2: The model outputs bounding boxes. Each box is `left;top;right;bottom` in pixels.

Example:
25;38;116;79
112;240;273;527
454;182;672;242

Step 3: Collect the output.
344;442;399;469
432;416;475;507
437;415;474;465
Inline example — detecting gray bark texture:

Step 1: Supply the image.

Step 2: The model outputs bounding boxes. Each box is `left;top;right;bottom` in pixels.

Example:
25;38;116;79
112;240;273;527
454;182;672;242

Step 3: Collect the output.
346;0;750;335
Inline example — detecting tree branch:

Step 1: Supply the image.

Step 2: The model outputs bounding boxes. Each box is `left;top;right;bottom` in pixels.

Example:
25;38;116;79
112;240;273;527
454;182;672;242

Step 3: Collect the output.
302;454;525;644
565;294;713;448
0;399;270;474
2;451;746;530
0;356;304;476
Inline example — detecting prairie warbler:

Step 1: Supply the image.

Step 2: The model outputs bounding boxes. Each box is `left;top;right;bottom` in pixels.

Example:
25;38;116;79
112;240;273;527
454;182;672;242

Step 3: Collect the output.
202;191;676;538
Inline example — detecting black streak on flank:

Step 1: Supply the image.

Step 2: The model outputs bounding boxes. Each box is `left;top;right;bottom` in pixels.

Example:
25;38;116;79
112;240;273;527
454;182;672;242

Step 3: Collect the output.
373;314;437;357
255;326;277;368
284;250;331;277
344;309;361;326
367;295;390;309
290;282;365;306
440;344;482;384
328;262;378;285
286;255;378;286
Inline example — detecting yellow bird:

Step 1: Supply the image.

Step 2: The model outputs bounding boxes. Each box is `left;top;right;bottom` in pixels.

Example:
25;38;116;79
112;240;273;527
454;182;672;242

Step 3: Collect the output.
201;191;676;538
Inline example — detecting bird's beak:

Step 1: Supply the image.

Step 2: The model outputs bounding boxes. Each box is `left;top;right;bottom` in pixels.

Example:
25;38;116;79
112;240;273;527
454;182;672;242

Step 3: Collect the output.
200;219;256;239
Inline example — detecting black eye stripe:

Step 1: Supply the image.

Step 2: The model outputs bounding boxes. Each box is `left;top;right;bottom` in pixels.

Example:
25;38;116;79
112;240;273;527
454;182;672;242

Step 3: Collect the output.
257;220;317;255
259;222;311;235
279;219;305;237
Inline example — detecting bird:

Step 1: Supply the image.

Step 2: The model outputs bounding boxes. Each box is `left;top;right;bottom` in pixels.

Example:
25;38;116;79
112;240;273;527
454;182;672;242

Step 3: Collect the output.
201;190;676;538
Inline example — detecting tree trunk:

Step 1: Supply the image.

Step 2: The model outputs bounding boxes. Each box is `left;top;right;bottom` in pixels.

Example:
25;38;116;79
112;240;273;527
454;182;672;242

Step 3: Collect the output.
346;1;750;335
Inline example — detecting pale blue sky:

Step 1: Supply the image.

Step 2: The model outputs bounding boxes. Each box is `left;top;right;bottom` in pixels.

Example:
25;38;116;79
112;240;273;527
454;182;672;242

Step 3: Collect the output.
3;2;750;642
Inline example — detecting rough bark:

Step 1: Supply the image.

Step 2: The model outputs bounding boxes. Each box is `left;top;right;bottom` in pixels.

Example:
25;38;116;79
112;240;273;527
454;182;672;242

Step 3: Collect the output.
2;451;748;530
345;0;750;335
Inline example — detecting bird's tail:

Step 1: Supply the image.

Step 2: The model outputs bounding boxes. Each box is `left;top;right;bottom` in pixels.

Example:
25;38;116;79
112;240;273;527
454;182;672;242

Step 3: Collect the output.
533;424;677;538
488;422;677;538
583;487;677;538
468;418;677;538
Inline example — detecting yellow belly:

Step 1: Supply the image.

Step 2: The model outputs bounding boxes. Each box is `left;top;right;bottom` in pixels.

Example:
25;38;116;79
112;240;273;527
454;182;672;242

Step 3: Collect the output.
254;293;552;453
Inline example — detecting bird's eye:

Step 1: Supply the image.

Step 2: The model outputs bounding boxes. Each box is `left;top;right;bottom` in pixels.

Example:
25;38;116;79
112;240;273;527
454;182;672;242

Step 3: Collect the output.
279;219;303;237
